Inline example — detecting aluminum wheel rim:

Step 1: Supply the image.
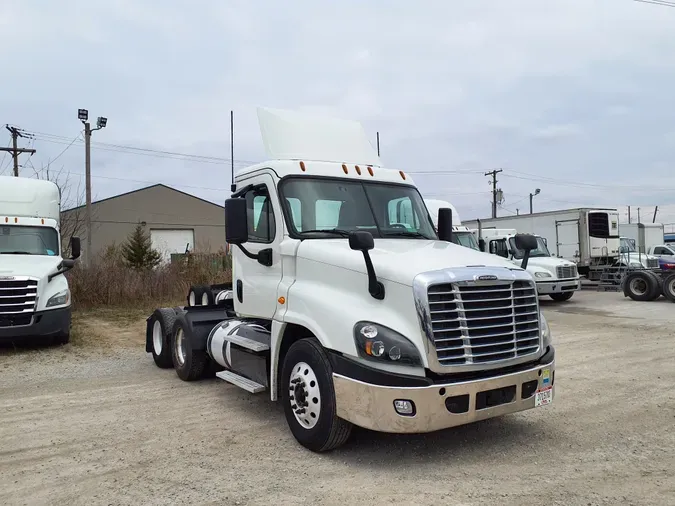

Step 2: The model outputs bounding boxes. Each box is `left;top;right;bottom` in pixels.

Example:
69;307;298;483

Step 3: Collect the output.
630;278;647;295
202;292;209;306
189;291;196;306
174;328;186;366
152;320;163;354
289;361;321;429
668;278;675;296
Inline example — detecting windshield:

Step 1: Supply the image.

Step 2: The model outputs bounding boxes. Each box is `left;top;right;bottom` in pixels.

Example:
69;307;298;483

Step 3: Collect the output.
0;225;59;256
620;237;636;253
453;231;479;250
279;178;437;239
509;236;550;259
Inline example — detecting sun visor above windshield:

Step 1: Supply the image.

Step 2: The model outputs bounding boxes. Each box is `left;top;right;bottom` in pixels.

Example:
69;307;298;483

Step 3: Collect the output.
257;107;382;166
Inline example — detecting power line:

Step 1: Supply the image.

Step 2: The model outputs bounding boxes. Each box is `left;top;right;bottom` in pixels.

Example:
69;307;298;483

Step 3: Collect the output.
48;132;83;164
633;0;675;7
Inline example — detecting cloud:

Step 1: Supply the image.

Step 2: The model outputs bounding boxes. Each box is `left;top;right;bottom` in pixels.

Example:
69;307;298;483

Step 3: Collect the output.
2;0;675;230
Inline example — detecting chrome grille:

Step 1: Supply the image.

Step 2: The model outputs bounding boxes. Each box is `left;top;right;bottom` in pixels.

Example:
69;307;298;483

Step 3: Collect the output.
647;258;659;269
427;280;540;366
556;265;577;279
0;279;38;315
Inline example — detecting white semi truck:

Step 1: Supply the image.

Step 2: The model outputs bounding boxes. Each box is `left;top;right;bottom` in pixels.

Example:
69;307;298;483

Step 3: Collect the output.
472;228;581;302
145;108;556;452
463;209;621;281
425;200;580;301
0;176;81;344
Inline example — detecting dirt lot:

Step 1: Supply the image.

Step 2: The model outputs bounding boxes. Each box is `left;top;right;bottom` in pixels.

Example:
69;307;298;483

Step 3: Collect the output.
1;290;674;506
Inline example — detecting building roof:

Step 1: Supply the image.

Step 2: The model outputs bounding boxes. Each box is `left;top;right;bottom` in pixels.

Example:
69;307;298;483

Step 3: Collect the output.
62;183;224;212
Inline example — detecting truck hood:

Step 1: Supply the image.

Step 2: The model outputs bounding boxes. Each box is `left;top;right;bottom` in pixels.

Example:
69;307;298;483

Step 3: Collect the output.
516;256;576;274
296;239;524;286
0;255;63;279
622;252;658;264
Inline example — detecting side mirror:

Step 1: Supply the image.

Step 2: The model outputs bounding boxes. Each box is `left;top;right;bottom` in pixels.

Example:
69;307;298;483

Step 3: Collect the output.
437;208;453;242
225;198;248;245
514;233;537;270
348;231;384;300
70;236;81;260
349;230;374;251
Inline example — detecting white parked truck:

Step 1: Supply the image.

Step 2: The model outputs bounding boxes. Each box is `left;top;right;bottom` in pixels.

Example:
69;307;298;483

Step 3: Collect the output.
0;176;81;344
472;228;581;302
618;222;664;254
463;208;621;280
425;201;579;301
646;244;675;258
618;237;660;269
145;108;556;452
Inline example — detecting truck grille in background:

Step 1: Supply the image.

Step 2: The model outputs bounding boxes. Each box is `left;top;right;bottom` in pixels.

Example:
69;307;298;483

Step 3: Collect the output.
647;258;659;268
427;281;540;366
0;279;38;317
556;265;577;279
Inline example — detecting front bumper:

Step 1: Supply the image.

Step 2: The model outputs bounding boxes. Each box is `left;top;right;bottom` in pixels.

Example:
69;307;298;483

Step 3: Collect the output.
332;349;555;434
0;306;71;340
535;279;580;294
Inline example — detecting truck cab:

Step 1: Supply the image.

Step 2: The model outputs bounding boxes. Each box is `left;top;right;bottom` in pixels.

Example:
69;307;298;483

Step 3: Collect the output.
618;237;660;269
471;228;580;301
424;198;480;250
151;107;556;452
0;176;80;344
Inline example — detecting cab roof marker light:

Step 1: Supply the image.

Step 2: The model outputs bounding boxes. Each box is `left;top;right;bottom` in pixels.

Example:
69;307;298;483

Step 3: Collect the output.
342;164;349;174
367;166;374;176
299;161;306;172
399;170;406;180
355;165;362;175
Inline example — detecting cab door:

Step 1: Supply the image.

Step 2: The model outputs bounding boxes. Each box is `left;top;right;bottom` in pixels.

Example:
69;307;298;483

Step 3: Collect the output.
232;171;283;320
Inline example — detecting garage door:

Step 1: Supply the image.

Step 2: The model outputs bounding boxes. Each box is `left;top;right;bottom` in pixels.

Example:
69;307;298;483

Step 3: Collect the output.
150;229;194;262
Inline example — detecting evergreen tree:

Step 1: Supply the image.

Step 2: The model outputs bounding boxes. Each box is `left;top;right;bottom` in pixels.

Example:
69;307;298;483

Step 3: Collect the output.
121;224;161;269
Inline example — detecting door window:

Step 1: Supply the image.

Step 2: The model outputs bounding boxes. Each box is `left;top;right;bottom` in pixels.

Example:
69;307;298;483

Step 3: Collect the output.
245;185;276;243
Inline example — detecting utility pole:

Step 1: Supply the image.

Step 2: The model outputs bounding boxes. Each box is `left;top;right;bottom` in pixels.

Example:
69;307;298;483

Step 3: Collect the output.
78;109;107;265
529;188;541;214
653;206;659;223
376;132;380;157
628;206;631;224
1;126;36;176
516;209;519;215
485;169;503;218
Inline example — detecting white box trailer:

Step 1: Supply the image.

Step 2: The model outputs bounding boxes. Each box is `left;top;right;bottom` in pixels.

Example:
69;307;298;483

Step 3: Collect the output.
463;208;621;280
618;223;664;254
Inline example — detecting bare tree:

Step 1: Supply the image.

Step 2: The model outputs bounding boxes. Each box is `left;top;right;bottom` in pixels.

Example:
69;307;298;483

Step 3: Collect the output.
31;162;95;257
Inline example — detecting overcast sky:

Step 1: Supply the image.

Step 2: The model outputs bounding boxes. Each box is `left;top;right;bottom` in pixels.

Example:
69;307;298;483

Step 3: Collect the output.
2;0;675;232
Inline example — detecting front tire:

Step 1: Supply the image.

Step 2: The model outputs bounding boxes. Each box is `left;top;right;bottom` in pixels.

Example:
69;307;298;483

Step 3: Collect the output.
281;338;353;452
662;272;675;303
550;292;574;302
623;271;658;301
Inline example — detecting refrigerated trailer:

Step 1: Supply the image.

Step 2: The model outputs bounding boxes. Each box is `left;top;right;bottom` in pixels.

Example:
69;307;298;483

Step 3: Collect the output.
464;208;621;280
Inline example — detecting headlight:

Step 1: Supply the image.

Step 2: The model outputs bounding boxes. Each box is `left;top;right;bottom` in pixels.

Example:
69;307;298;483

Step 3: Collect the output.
540;312;552;348
353;322;422;366
534;272;552;278
46;289;70;308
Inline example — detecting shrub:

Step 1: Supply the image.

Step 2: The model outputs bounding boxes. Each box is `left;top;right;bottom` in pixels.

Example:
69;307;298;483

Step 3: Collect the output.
121;224;161;269
67;245;232;309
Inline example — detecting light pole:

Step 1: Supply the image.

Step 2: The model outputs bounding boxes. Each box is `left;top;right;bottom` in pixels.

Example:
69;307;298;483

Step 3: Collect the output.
529;188;541;214
78;109;107;265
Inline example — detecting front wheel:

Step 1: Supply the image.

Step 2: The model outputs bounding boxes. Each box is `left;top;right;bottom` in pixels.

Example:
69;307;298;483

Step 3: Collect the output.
550;292;574;302
281;338;353;452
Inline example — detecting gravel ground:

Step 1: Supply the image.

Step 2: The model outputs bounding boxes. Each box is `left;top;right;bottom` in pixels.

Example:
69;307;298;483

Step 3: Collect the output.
1;290;674;506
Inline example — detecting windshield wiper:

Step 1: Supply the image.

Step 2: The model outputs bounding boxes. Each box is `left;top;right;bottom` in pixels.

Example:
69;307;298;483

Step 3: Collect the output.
382;231;428;239
299;229;351;237
0;251;33;255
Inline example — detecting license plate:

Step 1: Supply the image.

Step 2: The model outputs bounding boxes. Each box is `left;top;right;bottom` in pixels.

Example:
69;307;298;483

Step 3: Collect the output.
535;386;553;407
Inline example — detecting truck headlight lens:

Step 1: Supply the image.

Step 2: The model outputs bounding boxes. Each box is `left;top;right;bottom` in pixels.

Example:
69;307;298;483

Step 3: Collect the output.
354;322;422;366
46;289;70;308
540;313;552;348
534;272;552;278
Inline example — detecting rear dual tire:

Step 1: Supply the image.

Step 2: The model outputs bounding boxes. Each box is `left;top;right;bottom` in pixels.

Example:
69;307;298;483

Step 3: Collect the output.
171;315;210;381
281;338;353;452
623;270;662;301
187;285;214;307
150;308;177;368
662;272;675;303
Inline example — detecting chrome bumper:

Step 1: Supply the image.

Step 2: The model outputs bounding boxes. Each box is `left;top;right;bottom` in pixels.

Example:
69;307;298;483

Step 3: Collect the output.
332;357;555;433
